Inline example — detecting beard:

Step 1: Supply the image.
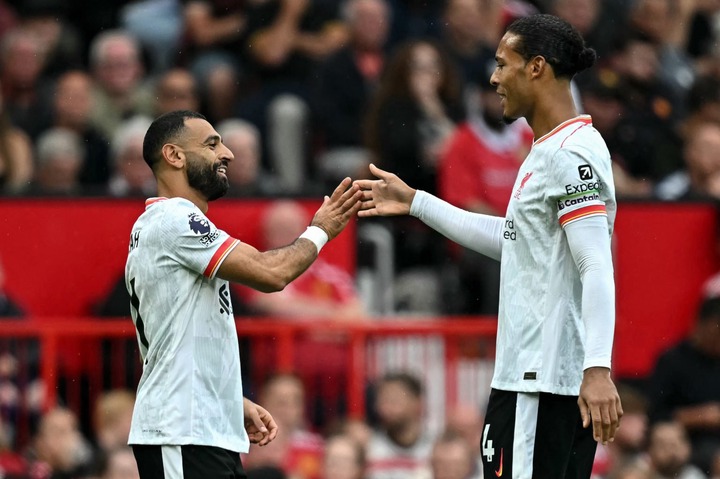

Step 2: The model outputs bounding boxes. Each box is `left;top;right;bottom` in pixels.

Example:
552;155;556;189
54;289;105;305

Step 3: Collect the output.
187;156;229;201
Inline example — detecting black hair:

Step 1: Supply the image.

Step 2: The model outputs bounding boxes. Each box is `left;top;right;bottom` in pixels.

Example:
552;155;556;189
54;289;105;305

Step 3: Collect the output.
142;110;206;170
687;75;720;114
506;14;596;79
378;371;423;398
698;297;720;324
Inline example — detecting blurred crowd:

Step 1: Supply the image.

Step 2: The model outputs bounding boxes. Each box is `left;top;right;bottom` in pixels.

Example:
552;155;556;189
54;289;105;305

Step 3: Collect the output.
2;0;720;201
2;0;720;478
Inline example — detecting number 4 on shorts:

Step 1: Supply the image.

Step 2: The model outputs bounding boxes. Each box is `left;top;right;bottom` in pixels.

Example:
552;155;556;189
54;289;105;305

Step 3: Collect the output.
482;424;495;462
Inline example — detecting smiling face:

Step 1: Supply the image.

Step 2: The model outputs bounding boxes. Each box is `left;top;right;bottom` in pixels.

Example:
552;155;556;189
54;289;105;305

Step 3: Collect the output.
180;118;233;201
490;33;533;124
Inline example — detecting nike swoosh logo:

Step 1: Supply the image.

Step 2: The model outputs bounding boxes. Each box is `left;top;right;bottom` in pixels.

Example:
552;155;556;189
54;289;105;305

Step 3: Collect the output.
495;448;503;477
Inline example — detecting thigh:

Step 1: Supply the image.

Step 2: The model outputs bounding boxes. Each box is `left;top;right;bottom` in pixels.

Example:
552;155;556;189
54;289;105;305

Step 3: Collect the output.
533;393;596;479
481;388;524;479
133;444;247;479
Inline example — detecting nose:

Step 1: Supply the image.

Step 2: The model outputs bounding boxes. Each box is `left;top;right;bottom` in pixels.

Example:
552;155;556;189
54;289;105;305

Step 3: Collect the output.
490;71;499;88
219;142;234;163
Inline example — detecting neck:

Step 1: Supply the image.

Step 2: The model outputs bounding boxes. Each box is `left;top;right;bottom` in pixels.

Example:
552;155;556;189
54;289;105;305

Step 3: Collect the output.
387;422;421;448
156;175;208;213
526;82;578;139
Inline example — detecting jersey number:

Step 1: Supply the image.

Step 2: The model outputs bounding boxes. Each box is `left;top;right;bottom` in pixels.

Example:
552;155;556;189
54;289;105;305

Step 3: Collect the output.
129;277;149;350
482;424;495;462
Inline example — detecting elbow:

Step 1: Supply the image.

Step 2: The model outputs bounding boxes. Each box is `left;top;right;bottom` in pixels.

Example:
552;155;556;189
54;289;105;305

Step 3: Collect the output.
257;273;292;293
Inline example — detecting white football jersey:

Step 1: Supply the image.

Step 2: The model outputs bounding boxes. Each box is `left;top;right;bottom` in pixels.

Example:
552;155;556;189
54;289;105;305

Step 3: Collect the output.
125;197;249;452
492;115;616;396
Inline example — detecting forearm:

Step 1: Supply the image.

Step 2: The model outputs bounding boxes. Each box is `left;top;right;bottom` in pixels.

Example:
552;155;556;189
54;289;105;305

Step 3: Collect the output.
673;403;720;430
294;24;348;58
565;217;615;370
410;190;504;260
217;239;318;293
188;16;245;46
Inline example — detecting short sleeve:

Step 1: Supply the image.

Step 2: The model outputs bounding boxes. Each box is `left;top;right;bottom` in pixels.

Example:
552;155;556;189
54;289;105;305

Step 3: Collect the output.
549;146;610;229
158;201;239;279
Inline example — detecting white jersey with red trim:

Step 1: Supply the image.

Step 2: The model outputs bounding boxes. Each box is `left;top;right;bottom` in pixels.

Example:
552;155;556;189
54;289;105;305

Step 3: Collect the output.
492;115;616;395
125;197;249;452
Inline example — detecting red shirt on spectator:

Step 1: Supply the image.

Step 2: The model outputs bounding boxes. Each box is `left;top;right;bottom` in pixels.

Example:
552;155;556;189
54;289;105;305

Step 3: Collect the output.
439;118;533;215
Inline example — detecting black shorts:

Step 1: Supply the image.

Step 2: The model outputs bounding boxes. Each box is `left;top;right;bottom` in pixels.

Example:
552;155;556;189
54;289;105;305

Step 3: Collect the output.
480;389;597;479
132;444;247;479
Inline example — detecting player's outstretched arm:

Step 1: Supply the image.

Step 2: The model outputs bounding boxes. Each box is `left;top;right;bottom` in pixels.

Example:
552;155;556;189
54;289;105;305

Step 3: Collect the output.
243;397;278;446
217;177;362;292
355;163;505;260
354;164;417;217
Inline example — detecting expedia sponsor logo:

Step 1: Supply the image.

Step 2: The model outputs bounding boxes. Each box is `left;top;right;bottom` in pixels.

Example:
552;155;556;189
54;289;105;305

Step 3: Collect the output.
557;192;600;210
564;180;604;195
578;164;593;180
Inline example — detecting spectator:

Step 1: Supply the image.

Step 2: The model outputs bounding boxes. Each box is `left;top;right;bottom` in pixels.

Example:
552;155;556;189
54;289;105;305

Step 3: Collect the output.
32;127;85;195
626;0;696;101
444;404;483;479
97;446;140;479
439;0;497;89
153;68;201;117
107;116;155;198
363;39;464;309
246;200;366;319
93;390;135;453
25;407;94;479
645;421;706;479
647;297;720;474
365;39;463;194
15;0;84;80
578;71;652;199
614;463;653;479
180;0;248;122
655;121;720;201
216;119;282;196
88;30;153;141
429;429;476;479
366;372;433;479
244;373;324;479
598;384;650;479
549;0;628;60
0;83;33;194
243;200;365;425
0;27;53;140
120;0;183;74
313;0;391;186
320;434;366;479
600;34;683;187
51;70;111;190
438;60;532;314
679;75;720;141
237;0;349;193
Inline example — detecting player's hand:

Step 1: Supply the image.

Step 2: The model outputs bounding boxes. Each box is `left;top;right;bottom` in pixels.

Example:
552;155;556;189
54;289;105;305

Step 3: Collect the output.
310;177;362;240
578;367;623;445
243;397;278;446
354;164;417;218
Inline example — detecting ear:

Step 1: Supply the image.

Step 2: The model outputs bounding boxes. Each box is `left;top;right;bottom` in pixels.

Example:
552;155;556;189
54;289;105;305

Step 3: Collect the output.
161;143;185;170
527;55;548;80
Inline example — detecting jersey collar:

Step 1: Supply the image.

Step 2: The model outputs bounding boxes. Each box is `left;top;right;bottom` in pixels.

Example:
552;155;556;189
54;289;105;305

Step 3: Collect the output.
145;197;169;209
533;115;592;146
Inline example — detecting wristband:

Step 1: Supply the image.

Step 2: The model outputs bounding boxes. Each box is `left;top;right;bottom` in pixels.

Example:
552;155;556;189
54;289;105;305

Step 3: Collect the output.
299;226;329;253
